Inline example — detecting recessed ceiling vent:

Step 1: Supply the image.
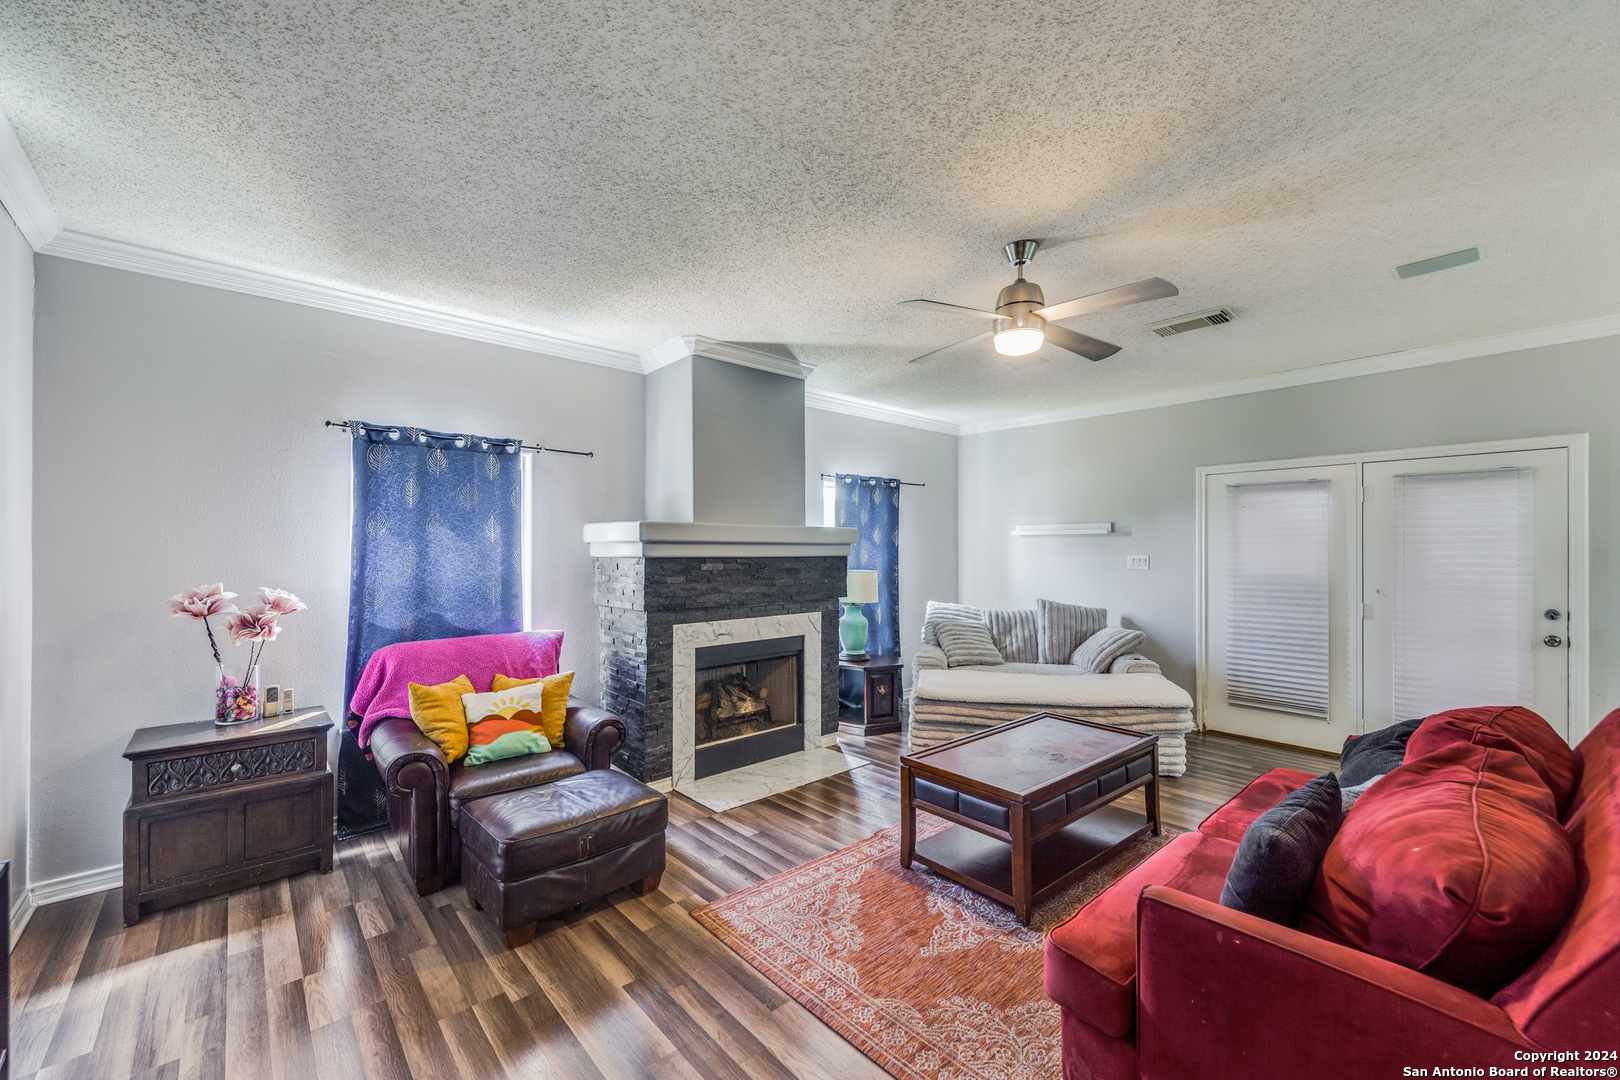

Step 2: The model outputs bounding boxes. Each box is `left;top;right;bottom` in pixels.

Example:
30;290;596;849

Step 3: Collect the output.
1148;307;1235;337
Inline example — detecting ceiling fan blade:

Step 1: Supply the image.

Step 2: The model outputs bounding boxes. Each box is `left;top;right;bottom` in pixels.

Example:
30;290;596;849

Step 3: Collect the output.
908;330;993;364
900;298;1003;321
1044;324;1121;362
1033;277;1179;323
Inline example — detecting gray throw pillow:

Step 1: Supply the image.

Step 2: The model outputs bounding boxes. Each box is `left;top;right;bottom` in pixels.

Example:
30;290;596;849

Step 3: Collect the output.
921;601;984;646
1038;598;1108;664
933;618;1006;667
983;607;1040;664
1339;773;1386;811
1071;626;1146;673
1220;772;1343;924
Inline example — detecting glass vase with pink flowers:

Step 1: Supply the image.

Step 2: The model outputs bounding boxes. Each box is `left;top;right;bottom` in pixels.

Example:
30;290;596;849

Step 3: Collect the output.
165;584;308;725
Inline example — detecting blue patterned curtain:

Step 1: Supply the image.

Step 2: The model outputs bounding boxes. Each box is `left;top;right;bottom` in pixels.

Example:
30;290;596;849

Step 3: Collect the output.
343;422;526;707
336;422;524;837
836;475;901;708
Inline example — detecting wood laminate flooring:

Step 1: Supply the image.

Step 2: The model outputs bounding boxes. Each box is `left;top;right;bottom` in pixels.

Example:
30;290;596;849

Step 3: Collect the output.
8;730;1334;1080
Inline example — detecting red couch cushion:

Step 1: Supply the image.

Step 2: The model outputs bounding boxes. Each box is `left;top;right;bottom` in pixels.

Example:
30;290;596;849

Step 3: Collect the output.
1406;706;1582;813
1493;709;1620;1046
1197;768;1316;844
1298;740;1577;996
1044;831;1237;1037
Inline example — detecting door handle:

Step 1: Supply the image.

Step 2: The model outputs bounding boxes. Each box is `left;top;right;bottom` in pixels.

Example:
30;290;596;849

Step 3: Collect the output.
1544;609;1562;621
1543;635;1563;648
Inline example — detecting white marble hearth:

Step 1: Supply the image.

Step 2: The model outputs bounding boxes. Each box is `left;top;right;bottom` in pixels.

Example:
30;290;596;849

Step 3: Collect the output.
672;611;854;809
675;747;867;813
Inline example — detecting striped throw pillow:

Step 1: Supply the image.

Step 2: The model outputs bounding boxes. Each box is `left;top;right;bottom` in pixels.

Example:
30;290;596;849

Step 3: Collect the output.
934;618;1006;668
1071;626;1147;673
921;601;984;646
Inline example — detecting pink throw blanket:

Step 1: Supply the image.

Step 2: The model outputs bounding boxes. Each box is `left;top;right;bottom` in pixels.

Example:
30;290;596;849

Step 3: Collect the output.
352;630;564;747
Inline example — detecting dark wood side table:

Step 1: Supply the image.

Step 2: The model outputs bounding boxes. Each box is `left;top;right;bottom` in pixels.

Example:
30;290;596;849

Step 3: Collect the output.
900;711;1159;925
838;655;904;737
121;707;334;926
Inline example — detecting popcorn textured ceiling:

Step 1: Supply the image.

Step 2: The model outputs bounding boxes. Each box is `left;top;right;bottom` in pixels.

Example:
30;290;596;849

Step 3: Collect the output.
2;1;1617;423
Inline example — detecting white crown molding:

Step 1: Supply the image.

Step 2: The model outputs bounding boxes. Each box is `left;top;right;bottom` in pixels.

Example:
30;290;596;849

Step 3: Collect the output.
641;335;815;380
29;862;121;908
960;312;1620;435
37;230;646;373
804;389;962;435
10;877;35;948
0;106;64;250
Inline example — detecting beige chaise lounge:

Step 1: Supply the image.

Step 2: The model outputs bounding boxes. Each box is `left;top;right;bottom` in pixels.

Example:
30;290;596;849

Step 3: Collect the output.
907;601;1195;776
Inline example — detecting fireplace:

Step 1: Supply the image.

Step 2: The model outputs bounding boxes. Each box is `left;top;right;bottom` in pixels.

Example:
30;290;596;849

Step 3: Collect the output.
694;636;804;778
585;337;858;799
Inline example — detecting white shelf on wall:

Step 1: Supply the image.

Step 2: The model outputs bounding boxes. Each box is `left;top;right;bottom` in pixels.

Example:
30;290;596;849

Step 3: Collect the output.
1011;522;1114;536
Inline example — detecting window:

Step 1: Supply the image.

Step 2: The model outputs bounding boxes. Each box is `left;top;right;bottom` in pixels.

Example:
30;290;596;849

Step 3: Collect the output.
1224;481;1331;718
521;450;534;631
1390;468;1534;718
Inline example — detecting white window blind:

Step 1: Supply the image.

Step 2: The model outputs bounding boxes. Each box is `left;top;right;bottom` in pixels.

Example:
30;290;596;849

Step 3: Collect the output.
1392;469;1533;718
1225;481;1331;718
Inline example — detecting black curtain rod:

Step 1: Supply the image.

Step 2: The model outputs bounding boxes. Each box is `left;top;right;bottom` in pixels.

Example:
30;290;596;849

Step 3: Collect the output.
821;472;925;487
325;420;593;457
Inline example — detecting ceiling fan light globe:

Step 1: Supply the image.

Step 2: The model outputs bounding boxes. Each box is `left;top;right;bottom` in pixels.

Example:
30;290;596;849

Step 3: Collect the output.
993;327;1045;356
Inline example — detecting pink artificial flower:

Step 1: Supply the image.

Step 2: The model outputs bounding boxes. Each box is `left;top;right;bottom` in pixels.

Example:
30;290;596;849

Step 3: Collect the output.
223;605;282;644
256;587;307;615
165;583;239;620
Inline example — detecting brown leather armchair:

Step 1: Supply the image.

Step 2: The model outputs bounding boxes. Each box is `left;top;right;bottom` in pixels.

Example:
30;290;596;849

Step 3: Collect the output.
367;699;626;895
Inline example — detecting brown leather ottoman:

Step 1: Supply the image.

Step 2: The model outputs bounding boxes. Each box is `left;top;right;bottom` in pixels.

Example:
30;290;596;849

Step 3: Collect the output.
460;770;668;947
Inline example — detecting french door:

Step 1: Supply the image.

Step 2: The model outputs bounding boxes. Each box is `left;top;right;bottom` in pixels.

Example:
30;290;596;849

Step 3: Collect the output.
1200;439;1579;752
1362;448;1569;738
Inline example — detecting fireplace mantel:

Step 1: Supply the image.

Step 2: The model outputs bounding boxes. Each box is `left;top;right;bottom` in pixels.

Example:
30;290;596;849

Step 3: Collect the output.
584;520;856;559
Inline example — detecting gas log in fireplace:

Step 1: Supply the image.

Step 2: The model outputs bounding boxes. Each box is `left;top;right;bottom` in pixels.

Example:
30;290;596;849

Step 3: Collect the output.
693;636;804;778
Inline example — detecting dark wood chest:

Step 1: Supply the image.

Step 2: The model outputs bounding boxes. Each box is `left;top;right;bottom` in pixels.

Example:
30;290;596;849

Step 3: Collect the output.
121;708;334;926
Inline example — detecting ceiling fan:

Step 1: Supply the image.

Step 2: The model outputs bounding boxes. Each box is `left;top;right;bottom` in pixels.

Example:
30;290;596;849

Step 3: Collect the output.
902;240;1178;364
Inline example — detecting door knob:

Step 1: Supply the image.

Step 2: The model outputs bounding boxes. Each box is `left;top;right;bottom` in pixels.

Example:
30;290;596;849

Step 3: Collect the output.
1544;609;1562;621
1543;635;1563;648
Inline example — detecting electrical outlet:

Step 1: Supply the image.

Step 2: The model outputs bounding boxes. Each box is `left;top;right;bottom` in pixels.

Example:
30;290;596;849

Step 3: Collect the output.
1127;555;1150;570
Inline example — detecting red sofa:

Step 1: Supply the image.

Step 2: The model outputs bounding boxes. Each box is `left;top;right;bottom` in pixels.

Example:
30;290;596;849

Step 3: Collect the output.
1044;708;1620;1080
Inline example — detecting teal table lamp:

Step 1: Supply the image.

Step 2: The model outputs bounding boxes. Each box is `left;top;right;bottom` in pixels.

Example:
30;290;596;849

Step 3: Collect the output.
839;569;880;660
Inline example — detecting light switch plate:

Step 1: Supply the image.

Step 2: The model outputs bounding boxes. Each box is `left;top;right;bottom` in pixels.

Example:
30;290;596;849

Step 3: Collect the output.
1127;555;1150;570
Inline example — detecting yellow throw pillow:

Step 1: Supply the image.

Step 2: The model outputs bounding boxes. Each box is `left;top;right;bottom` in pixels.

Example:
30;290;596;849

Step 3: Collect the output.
493;670;574;745
407;675;475;762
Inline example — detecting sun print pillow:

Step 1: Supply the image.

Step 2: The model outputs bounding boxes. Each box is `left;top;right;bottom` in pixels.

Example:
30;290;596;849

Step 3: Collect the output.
492;671;575;744
461;683;550;749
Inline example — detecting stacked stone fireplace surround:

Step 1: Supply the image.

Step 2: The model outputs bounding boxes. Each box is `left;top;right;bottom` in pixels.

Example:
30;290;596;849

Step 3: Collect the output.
595;554;845;783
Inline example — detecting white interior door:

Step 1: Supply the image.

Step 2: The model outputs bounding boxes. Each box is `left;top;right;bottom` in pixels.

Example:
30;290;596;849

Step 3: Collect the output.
1362;449;1569;739
1203;464;1360;753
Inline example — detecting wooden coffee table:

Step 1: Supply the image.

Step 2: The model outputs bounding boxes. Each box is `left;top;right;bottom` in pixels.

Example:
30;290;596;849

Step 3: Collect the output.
900;711;1160;925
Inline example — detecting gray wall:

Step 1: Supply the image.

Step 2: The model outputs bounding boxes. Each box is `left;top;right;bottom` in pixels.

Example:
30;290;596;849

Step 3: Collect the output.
958;335;1620;737
1;211;31;932
644;357;695;521
691;357;805;526
31;257;644;885
806;408;958;681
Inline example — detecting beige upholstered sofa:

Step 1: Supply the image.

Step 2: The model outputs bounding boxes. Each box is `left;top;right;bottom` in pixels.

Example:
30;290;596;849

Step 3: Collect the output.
908;601;1195;776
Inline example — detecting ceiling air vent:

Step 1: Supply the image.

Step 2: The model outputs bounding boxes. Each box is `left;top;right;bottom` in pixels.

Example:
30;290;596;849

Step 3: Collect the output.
1148;307;1235;338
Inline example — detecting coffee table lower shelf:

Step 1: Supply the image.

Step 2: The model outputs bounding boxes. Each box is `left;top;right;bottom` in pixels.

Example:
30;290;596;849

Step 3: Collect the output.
911;803;1151;913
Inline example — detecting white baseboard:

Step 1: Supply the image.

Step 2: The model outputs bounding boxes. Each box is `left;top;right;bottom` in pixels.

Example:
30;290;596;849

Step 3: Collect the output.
821;733;840;748
645;776;675;793
10;883;35;950
30;863;122;909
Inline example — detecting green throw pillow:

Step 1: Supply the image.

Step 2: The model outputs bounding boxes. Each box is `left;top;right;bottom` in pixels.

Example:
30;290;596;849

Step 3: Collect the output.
463;729;551;766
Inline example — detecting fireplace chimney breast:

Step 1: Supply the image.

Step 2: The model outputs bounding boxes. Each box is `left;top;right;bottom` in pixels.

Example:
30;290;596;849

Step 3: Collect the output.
643;338;809;527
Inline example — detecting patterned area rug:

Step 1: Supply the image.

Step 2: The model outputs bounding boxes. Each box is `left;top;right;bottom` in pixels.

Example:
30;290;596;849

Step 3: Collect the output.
692;813;1181;1080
